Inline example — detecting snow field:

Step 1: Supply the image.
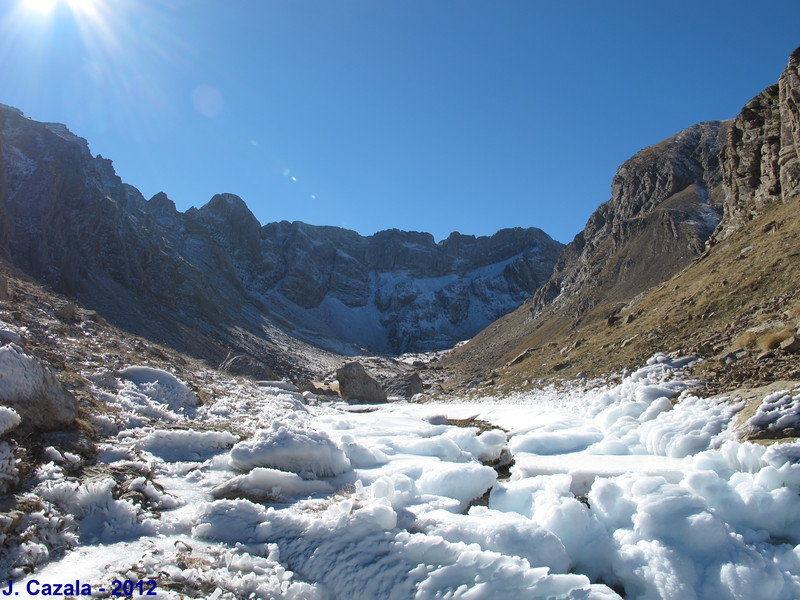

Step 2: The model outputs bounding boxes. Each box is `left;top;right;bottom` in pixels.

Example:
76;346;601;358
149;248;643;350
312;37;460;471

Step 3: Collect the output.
9;354;800;599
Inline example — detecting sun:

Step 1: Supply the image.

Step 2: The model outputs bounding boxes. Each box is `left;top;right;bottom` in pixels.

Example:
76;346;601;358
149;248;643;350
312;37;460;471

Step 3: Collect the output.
24;0;57;13
23;0;98;15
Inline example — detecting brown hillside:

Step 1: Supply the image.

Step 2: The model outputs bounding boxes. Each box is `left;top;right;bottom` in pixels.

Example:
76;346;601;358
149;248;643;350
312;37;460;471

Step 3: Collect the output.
443;196;800;396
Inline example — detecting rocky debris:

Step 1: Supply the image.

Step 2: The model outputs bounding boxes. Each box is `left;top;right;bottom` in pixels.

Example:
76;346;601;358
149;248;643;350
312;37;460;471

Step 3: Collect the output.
780;336;800;353
218;351;275;381
383;372;424;399
507;348;534;367
0;273;8;300
336;362;387;404
84;310;106;325
0;343;76;430
296;380;339;397
55;302;79;322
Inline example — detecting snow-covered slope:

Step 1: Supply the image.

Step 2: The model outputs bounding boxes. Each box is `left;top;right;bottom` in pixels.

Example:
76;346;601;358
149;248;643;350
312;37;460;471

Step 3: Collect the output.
7;348;800;599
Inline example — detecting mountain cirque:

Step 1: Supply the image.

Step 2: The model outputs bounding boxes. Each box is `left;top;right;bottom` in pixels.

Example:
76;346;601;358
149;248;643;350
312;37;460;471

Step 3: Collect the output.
2;46;800;397
0;103;562;380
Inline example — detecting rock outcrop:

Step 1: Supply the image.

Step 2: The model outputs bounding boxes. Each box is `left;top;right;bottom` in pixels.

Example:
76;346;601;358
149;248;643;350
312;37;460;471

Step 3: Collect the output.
714;46;800;239
336;362;387;403
383;372;424;399
528;120;725;321
447;46;800;382
0;102;563;374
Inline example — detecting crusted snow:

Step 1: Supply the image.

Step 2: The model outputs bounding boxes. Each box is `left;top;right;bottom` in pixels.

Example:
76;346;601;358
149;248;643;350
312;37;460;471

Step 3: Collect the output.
7;354;800;599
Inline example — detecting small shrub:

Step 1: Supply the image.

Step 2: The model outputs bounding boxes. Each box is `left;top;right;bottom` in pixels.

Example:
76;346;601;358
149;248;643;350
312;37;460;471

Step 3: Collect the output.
732;331;756;350
756;327;795;352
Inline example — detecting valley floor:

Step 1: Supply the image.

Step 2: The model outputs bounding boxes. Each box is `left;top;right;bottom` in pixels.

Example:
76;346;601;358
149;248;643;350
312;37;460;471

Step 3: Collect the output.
4;353;800;599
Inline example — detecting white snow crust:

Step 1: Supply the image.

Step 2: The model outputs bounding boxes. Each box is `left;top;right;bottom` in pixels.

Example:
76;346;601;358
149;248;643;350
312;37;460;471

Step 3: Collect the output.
8;353;800;600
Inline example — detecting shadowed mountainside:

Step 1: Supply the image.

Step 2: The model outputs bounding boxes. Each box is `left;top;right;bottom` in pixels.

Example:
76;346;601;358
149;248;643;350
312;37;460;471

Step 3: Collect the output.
0;105;562;379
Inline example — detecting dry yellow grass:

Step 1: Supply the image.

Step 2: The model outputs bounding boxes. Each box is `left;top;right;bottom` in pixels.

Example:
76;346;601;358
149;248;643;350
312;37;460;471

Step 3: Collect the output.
444;195;800;396
732;331;757;350
757;327;795;352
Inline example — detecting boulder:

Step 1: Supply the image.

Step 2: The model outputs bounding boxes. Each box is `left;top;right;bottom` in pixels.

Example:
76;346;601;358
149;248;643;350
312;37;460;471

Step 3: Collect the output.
336;362;387;403
55;302;79;322
0;343;76;430
780;336;800;353
219;351;275;381
383;372;424;399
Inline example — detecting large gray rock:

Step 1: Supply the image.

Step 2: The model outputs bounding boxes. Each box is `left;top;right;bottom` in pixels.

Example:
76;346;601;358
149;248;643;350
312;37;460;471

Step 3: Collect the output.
336;362;387;404
384;372;424;399
0;343;76;430
219;351;275;381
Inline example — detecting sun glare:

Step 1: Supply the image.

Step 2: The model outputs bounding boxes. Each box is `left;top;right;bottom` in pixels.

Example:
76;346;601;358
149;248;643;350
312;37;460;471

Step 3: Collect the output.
25;0;57;13
65;0;98;14
24;0;99;16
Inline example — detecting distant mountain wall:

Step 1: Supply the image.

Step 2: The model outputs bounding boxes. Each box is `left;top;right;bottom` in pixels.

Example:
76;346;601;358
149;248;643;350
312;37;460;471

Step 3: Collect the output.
0;103;563;378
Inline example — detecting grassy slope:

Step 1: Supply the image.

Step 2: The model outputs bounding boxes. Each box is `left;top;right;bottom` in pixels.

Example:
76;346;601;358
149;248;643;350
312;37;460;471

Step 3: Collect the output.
442;196;800;397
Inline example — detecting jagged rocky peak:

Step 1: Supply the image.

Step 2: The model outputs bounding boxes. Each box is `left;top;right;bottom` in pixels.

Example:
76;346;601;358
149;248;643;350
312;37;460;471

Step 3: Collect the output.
194;193;263;262
528;120;725;319
610;121;723;222
147;191;178;215
715;45;800;239
0;101;564;368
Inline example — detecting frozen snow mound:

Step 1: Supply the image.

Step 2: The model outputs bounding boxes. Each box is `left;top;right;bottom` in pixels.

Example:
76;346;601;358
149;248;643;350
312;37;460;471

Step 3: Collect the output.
211;467;334;501
134;428;238;461
193;497;620;600
0;441;17;493
417;506;572;574
229;421;351;477
0;343;76;429
511;452;685;496
0;406;21;435
747;388;800;436
417;462;497;510
118;366;200;411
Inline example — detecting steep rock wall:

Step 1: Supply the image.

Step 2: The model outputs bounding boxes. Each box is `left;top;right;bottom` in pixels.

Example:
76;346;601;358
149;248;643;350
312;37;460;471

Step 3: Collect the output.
716;46;800;239
529;120;725;320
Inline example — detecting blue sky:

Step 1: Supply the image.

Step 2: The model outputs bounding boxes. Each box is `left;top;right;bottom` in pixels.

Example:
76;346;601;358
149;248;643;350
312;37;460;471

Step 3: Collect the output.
1;0;799;243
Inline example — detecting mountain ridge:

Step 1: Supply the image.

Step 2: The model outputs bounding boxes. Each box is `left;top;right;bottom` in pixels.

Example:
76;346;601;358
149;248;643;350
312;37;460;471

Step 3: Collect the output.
0;104;563;378
443;46;800;393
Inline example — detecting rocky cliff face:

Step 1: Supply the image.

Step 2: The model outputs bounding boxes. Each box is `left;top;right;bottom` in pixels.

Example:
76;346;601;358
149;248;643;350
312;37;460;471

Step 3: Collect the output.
241;221;560;353
528;120;725;320
0;110;7;257
715;46;800;239
0;104;562;374
447;46;800;382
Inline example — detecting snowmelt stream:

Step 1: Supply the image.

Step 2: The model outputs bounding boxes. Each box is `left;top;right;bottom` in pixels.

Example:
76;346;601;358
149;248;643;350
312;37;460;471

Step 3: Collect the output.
7;354;800;599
